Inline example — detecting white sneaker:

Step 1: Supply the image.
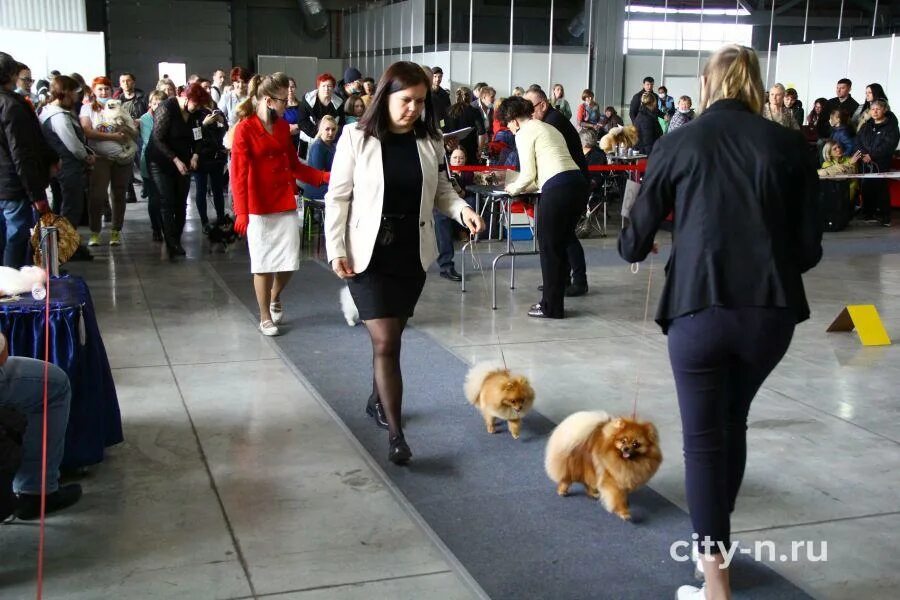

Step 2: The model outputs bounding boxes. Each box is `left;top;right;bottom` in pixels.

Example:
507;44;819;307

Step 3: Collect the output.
676;584;707;599
259;320;279;336
269;302;283;325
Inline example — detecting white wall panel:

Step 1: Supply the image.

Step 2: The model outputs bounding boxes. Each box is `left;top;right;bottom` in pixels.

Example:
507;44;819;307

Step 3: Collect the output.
0;29;104;80
888;36;899;115
776;43;812;109
808;40;851;107
777;37;900;114
0;0;85;32
847;37;893;102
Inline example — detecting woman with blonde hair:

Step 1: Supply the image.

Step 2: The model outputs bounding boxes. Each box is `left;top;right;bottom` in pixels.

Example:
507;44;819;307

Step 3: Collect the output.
303;115;337;200
619;44;821;600
156;78;176;99
762;83;799;129
551;83;571;120
231;72;329;336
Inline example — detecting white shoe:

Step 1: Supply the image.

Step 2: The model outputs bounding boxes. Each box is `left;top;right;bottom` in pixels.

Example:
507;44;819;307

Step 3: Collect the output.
269;302;283;325
259;320;279;336
676;584;707;599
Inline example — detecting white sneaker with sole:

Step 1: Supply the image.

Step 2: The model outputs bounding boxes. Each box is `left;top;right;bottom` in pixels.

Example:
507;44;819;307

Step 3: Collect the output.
259;320;279;336
676;584;707;599
269;302;283;325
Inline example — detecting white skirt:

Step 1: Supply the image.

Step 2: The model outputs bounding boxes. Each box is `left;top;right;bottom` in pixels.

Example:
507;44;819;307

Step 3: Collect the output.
247;210;301;274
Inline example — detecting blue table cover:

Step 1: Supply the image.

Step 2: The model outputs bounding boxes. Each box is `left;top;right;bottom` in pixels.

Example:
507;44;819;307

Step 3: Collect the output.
0;275;123;468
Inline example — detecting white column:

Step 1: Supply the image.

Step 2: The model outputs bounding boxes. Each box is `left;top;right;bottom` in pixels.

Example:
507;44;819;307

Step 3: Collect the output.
508;0;514;96
547;0;554;91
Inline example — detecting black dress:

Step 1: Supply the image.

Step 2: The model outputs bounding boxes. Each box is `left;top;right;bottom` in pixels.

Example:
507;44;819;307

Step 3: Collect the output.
348;131;426;320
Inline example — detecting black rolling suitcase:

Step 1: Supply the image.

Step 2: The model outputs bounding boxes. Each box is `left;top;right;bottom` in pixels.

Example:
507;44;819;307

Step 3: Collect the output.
819;179;853;232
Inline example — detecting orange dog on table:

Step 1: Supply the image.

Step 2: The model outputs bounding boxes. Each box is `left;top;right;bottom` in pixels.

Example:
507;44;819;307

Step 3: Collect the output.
545;411;662;521
464;362;535;439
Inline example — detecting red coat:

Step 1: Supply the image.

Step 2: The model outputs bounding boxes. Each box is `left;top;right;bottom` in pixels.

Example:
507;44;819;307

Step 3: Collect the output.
230;115;329;216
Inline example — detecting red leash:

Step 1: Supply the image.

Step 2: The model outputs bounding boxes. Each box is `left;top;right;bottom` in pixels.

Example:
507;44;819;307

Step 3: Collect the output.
36;265;51;600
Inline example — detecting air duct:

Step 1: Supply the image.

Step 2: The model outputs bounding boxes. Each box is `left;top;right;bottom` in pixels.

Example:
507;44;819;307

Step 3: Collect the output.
298;0;328;36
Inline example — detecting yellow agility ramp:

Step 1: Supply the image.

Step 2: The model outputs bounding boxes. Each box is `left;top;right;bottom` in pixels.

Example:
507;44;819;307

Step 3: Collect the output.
826;305;892;346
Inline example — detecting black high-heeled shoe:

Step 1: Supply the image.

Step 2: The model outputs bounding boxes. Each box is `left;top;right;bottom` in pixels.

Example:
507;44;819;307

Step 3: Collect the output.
388;433;412;465
365;393;389;429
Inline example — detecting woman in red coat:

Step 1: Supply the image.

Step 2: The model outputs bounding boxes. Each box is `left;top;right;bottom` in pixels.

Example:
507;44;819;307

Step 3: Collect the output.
231;72;329;336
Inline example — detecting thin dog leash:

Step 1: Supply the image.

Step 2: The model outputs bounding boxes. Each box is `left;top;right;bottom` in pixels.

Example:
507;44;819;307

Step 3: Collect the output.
629;253;655;420
467;233;509;370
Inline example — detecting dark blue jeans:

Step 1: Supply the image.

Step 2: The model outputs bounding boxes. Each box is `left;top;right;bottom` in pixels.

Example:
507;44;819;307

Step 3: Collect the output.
434;209;455;271
0;357;71;494
667;306;795;552
193;163;226;225
0;199;35;268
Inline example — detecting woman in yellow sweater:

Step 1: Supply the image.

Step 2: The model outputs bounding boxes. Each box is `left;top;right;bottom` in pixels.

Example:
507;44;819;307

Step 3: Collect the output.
500;96;589;318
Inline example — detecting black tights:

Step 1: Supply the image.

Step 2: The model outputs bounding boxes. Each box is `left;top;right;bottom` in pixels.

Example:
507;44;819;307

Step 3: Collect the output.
365;317;408;436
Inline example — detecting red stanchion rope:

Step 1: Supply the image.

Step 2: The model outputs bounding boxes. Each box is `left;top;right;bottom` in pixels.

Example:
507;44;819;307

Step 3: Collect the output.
448;164;516;172
448;162;647;173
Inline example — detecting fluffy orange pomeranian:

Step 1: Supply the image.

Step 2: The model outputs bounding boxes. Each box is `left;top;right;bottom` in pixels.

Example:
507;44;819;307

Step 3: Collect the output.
464;362;535;439
545;411;662;521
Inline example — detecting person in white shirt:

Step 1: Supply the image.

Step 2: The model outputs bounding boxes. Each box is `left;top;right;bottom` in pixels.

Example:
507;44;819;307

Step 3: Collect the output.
500;96;589;319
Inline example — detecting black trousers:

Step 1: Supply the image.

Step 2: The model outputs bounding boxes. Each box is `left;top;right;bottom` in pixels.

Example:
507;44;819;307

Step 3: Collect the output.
667;306;795;551
535;178;588;317
861;179;891;224
148;163;190;246
49;163;87;228
566;237;587;287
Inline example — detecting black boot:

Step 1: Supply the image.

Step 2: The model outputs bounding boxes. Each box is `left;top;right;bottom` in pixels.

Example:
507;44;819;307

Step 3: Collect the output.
388;433;412;465
366;392;389;429
15;484;83;521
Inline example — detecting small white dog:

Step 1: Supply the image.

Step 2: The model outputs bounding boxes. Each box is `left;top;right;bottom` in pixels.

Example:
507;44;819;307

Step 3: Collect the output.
0;266;46;297
339;286;360;326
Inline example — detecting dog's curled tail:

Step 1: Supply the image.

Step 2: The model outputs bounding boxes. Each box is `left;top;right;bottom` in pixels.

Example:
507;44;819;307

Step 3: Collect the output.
339;286;359;326
544;411;611;483
463;361;505;405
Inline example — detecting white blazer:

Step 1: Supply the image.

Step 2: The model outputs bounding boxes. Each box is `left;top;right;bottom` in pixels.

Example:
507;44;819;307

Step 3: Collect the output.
324;124;470;273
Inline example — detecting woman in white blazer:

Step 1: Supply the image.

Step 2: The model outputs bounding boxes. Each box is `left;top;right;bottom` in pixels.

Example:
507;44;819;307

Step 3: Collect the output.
325;61;483;465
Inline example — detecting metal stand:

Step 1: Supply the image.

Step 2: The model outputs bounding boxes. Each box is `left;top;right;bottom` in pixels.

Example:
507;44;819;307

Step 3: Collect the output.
461;189;540;309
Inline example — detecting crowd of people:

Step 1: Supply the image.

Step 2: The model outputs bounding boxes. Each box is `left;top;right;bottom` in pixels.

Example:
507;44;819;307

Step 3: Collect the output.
1;41;898;600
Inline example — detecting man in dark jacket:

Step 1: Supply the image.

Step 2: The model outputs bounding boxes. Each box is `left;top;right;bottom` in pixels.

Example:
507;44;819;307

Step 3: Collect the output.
335;66;363;102
629;76;655;123
525;87;590;296
0;52;57;268
826;78;859;123
115;72;147;203
430;66;452;129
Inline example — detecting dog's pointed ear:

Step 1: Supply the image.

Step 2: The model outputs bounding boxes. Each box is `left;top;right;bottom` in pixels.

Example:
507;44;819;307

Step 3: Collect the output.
644;422;659;443
610;418;626;431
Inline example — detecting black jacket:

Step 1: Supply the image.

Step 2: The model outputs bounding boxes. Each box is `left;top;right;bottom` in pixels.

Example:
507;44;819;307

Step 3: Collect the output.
629;90;646;123
827;95;859;121
147;97;202;173
856;112;900;172
431;86;452;129
115;89;148;121
297;92;343;141
618;99;822;333
543;106;587;175
0;90;57;203
633;106;663;156
194;107;228;166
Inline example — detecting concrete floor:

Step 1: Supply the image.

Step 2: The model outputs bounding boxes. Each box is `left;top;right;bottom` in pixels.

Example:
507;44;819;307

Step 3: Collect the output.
1;200;898;599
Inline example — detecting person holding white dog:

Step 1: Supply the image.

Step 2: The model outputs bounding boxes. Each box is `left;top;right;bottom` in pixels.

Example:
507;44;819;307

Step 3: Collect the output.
80;76;137;247
325;61;483;465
